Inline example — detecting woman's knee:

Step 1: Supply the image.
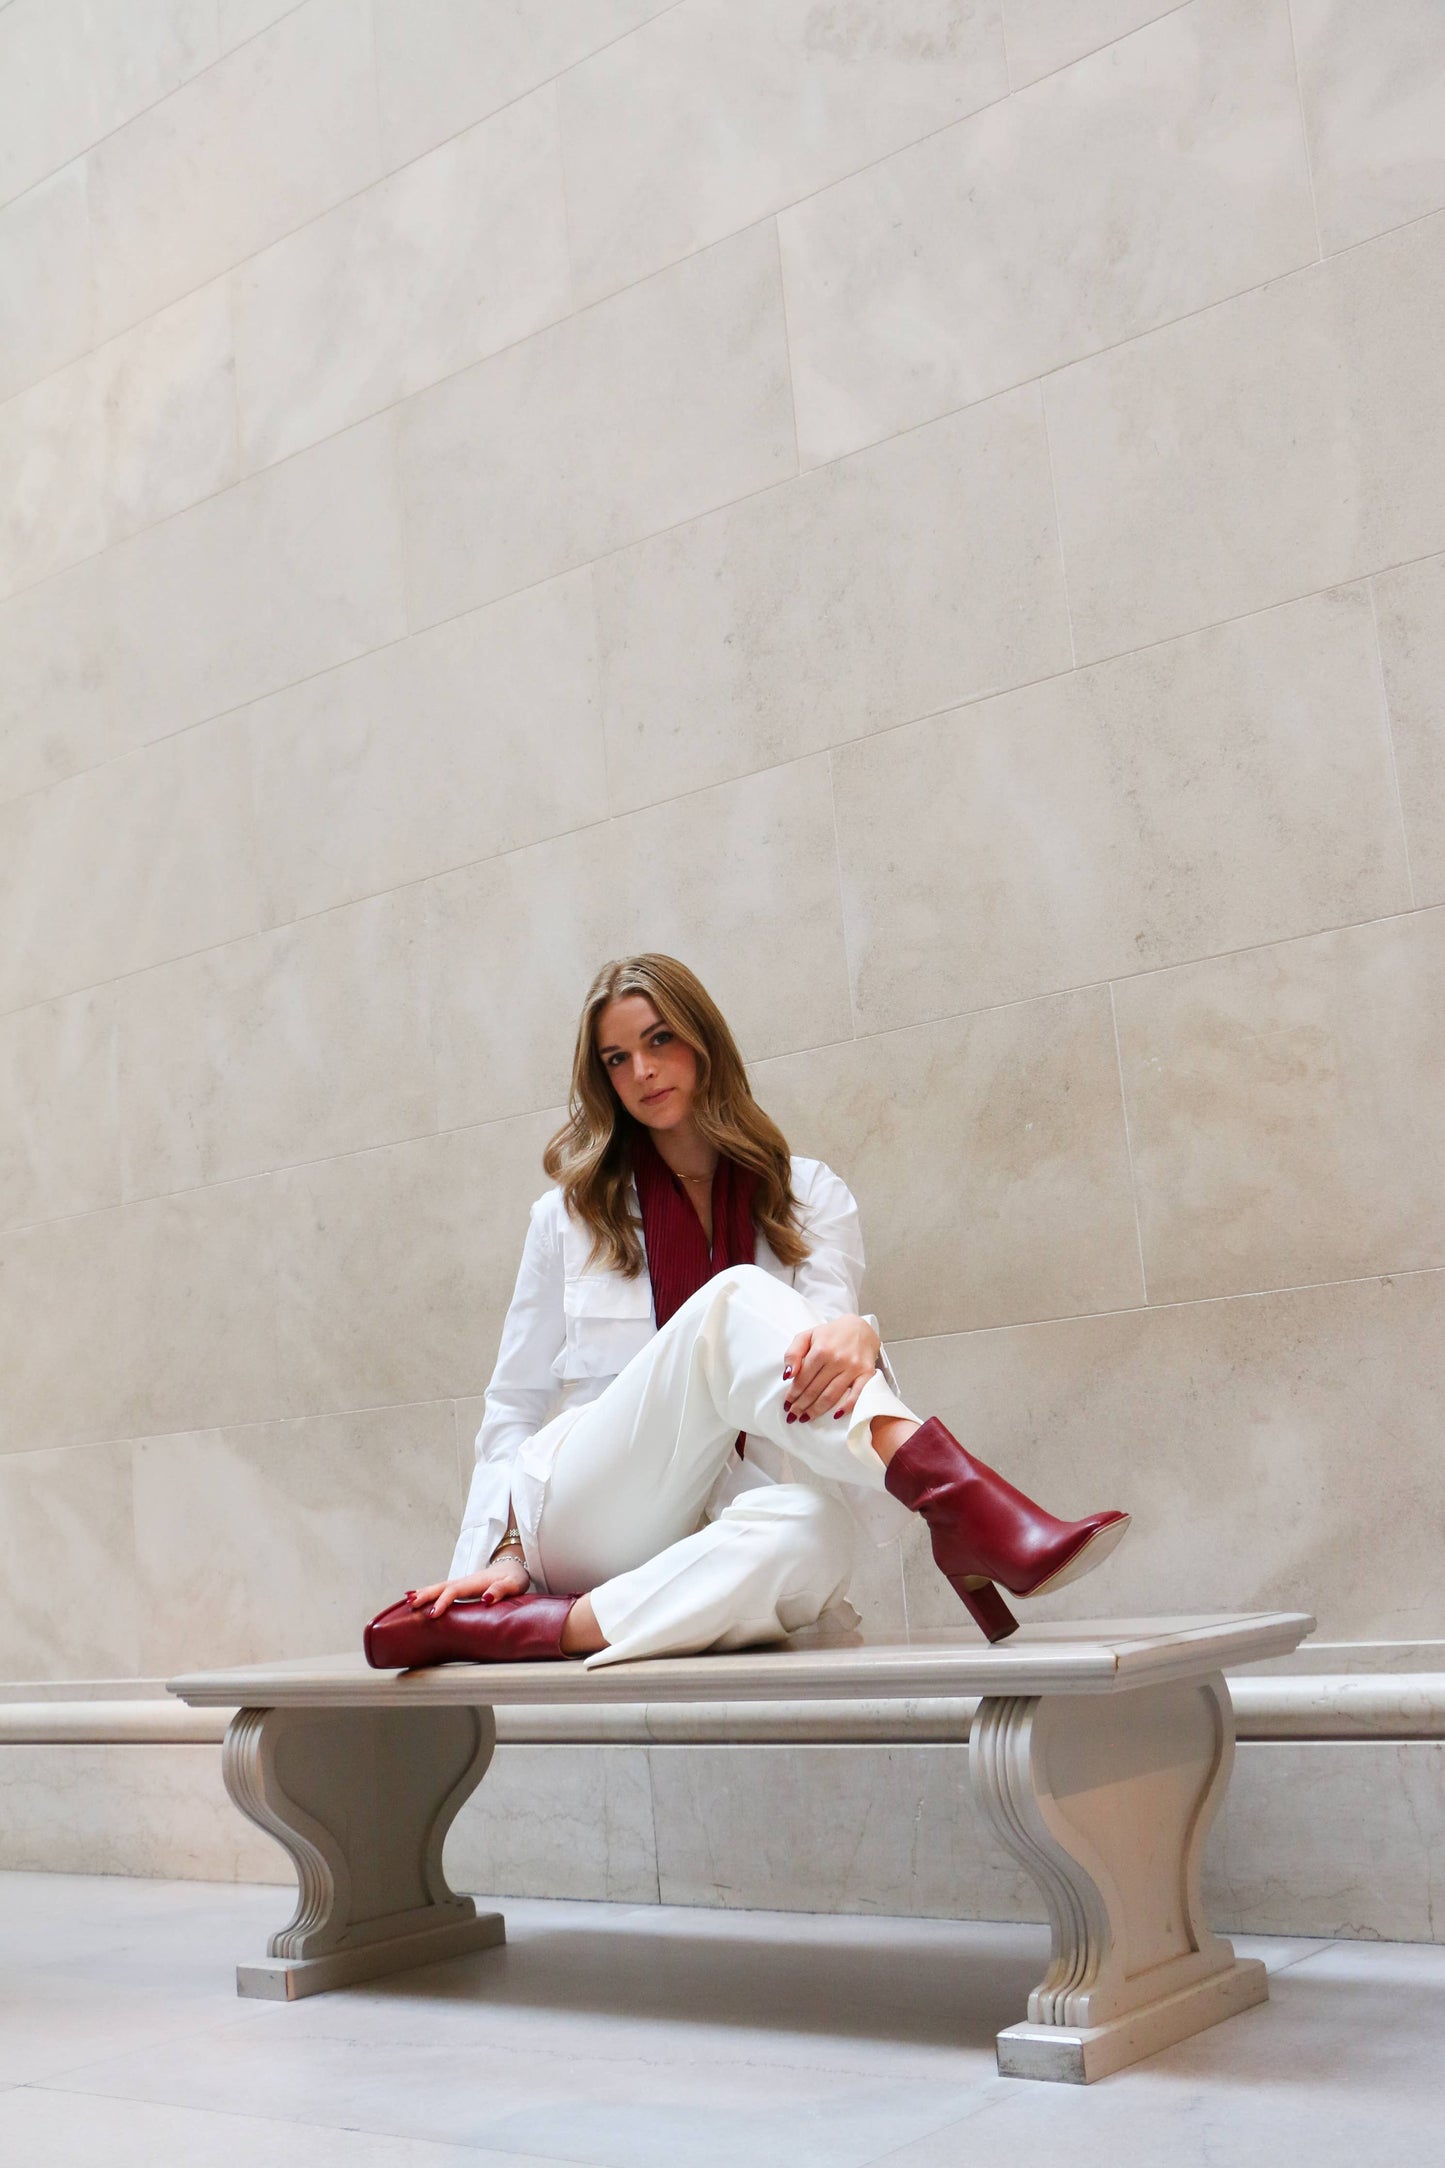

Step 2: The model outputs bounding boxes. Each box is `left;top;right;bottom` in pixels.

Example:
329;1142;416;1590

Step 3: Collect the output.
707;1262;812;1321
711;1262;774;1296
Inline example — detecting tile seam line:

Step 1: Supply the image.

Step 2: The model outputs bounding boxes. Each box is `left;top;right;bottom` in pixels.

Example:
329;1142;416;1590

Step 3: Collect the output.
11;149;1440;675
0;0;688;227
0;0;1293;275
4;9;1440;438
552;0;1337;321
890;1258;1445;1345
1109;982;1150;1305
1001;0;1194;97
1;741;854;1031
771;214;804;480
0;0;674;411
842;891;1445;1047
2;0;1268;569
0;92;1332;602
1;313;820;765
605;552;1443;793
8;45;1030;616
1367;576;1418;911
0;937;900;1221
1265;1937;1345;1978
7;1245;1445;1438
0;0;314;222
644;1734;664;1907
824;747;861;1042
1037;379;1076;669
8;1031;1445;1300
549;65;581;325
2;1392;461;1462
5;817;1441;1047
12;488;1445;845
11;158;1445;789
4;892;1443;1223
536;52;1445;403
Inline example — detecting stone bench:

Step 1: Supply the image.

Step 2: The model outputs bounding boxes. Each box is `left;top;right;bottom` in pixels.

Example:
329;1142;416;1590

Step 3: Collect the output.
169;1610;1311;2082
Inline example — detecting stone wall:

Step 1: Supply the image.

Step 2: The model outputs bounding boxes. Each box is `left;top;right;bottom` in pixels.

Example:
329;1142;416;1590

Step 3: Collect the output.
3;0;1445;1823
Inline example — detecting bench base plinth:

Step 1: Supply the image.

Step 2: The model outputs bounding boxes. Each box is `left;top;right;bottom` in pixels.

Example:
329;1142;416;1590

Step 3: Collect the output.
971;1673;1259;2079
237;1910;506;2001
222;1701;500;2003
996;1955;1268;2083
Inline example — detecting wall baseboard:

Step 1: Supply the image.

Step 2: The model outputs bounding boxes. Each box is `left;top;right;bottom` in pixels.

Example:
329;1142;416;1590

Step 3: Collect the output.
2;1734;1440;1945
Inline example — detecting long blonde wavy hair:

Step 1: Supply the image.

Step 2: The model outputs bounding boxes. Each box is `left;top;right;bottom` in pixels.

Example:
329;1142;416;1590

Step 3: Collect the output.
543;954;809;1276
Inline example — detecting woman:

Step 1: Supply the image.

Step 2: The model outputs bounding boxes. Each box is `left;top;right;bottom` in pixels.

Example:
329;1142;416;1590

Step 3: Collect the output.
365;955;1128;1670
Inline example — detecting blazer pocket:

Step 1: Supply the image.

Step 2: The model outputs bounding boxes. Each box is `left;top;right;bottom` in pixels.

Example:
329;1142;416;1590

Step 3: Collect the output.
556;1270;655;1380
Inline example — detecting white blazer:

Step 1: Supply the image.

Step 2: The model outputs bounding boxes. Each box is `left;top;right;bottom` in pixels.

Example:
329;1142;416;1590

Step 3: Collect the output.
450;1156;904;1578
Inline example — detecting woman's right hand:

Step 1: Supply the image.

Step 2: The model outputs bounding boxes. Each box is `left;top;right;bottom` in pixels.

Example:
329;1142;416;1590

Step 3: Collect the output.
409;1557;530;1617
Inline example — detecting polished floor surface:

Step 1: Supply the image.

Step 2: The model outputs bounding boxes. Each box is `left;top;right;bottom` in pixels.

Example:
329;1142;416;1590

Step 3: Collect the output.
1;1872;1442;2165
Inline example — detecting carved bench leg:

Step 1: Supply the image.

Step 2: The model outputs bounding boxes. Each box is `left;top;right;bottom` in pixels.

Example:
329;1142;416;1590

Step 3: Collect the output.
970;1672;1266;2082
222;1702;504;2000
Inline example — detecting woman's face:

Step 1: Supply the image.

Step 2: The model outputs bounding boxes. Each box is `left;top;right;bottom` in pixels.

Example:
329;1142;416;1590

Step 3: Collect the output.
596;995;699;1131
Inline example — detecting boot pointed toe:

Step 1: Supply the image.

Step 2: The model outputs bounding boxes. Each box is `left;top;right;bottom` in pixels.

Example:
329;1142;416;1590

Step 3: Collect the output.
885;1417;1130;1636
363;1591;580;1669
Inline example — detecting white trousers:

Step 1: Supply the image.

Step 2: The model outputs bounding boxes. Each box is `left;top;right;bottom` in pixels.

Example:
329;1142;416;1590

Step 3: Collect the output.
512;1264;916;1668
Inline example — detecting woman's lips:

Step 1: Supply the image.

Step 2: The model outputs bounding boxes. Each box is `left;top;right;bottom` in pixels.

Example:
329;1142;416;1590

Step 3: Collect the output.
642;1086;672;1104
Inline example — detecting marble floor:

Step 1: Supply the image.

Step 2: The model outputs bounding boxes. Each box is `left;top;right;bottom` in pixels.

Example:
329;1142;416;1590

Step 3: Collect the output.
1;1875;1443;2167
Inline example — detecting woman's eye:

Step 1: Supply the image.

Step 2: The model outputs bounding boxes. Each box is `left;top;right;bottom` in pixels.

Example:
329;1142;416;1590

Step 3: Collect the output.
652;1031;672;1047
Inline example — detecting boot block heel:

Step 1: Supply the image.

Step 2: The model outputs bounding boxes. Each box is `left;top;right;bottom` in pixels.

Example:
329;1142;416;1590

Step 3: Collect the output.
954;1577;1018;1644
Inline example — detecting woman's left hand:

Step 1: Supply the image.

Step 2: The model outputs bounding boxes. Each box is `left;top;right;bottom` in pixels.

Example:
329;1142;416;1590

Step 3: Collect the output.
781;1314;881;1426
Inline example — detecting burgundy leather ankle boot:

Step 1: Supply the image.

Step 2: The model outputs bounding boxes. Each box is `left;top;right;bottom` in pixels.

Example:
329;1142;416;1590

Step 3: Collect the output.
884;1418;1129;1643
364;1591;580;1669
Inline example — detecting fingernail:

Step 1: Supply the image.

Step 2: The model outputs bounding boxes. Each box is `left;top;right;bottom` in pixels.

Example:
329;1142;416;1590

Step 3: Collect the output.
786;1412;796;1424
428;1606;439;1617
782;1367;793;1380
405;1590;415;1599
833;1409;844;1419
800;1413;812;1423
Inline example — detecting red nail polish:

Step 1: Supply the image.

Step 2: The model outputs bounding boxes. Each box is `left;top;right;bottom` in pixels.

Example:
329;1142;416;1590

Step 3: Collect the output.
786;1412;796;1424
833;1410;844;1419
783;1367;793;1380
801;1413;812;1423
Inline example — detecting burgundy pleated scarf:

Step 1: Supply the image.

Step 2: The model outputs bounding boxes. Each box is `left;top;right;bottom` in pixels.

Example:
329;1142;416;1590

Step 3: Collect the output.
631;1126;759;1329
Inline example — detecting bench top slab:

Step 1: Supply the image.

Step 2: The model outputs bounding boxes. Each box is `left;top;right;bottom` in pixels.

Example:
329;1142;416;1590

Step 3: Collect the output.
169;1611;1313;1710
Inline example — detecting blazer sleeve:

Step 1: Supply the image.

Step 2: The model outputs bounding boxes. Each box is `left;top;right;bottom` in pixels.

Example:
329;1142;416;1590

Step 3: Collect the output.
449;1193;565;1579
792;1160;867;1318
791;1162;904;1395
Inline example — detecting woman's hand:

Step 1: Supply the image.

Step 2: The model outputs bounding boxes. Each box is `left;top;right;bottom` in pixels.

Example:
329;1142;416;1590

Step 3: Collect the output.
782;1314;882;1426
409;1557;530;1617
